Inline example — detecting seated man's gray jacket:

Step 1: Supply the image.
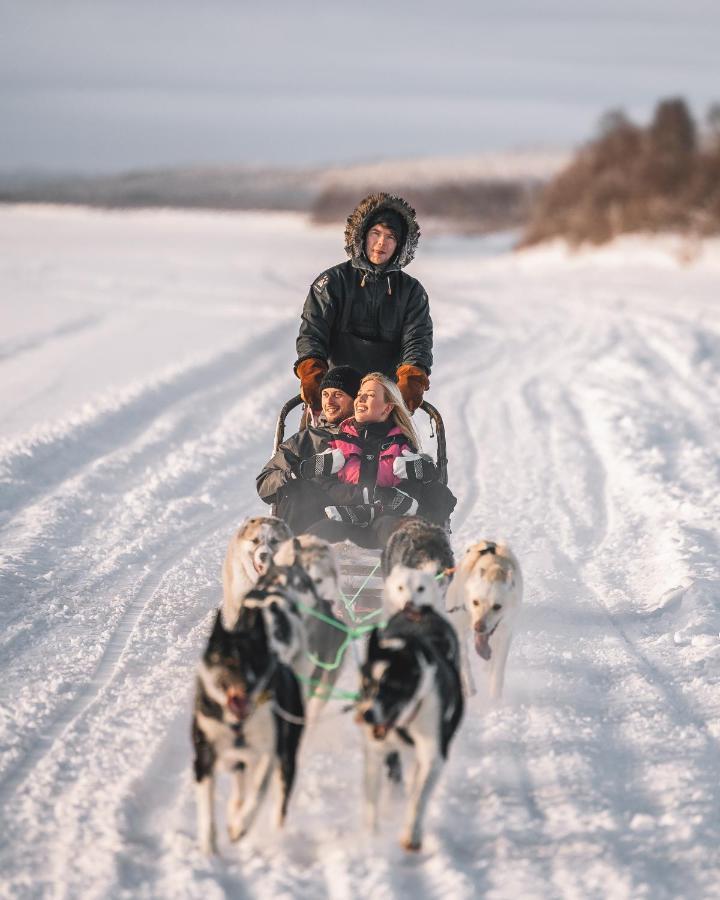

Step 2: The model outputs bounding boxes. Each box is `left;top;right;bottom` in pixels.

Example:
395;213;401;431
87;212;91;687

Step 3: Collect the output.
256;423;340;504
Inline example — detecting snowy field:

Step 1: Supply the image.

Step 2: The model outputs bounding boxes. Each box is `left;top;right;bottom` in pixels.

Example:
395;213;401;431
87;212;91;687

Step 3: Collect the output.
1;205;719;900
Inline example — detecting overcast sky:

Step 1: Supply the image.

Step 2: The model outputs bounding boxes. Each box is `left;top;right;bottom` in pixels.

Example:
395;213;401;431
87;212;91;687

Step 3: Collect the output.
2;0;719;172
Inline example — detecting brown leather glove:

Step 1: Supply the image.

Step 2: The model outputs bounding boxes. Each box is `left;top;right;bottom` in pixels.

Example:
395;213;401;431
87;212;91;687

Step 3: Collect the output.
396;364;429;413
296;358;328;410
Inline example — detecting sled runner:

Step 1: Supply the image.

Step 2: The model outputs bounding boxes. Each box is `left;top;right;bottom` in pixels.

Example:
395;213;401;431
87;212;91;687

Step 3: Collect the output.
271;396;448;616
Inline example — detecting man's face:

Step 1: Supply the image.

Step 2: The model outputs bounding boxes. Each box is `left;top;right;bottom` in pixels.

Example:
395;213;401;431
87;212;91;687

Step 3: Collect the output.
321;388;354;424
365;224;398;266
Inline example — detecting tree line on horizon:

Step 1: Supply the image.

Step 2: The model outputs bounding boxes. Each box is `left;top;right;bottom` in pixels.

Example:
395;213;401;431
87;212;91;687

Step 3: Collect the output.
520;98;720;247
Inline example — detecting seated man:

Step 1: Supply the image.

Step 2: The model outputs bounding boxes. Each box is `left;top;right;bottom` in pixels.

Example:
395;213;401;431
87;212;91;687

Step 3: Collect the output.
256;365;362;533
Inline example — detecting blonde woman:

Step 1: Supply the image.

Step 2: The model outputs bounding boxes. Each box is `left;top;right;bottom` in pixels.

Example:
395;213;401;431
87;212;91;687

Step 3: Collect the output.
306;373;455;547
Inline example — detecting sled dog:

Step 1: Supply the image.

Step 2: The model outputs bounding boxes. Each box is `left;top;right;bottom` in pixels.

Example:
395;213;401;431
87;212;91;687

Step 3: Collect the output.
383;565;445;621
222;516;292;628
241;562;311;671
274;536;346;723
445;540;523;699
192;608;304;855
275;534;341;612
381;517;455;599
357;621;463;852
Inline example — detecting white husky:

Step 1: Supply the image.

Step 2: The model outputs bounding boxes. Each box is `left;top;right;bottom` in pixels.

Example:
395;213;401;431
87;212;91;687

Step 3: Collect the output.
445;540;523;699
222;516;292;628
383;565;444;620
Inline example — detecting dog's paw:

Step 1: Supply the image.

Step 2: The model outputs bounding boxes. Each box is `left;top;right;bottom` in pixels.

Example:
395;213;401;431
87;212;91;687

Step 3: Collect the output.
400;835;422;852
227;817;249;842
199;832;218;856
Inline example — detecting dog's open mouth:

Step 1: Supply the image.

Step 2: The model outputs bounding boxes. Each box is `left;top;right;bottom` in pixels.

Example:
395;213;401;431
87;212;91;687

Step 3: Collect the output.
372;723;390;740
474;632;492;660
227;691;250;719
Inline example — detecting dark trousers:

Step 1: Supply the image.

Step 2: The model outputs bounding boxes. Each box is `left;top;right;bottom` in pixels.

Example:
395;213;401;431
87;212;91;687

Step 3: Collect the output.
306;515;404;549
275;480;330;534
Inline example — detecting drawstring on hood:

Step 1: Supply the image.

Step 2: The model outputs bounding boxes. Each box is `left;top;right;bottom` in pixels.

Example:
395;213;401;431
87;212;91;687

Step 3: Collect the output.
359;271;394;296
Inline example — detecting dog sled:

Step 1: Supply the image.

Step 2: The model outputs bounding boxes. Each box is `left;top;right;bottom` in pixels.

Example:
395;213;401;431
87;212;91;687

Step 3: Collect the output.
271;395;448;619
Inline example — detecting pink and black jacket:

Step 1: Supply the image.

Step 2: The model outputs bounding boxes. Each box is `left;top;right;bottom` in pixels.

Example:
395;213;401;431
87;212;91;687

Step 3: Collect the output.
327;419;412;490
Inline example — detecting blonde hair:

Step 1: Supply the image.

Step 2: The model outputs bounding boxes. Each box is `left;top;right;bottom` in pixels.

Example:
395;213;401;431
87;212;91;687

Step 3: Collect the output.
359;372;421;449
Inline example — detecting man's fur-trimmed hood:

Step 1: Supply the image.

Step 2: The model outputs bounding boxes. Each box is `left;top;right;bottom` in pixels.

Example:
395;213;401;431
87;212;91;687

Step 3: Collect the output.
344;193;420;271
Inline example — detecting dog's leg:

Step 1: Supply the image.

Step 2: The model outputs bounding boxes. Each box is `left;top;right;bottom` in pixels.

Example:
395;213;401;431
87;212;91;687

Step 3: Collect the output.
193;722;217;855
274;724;303;828
303;692;326;728
228;753;275;841
196;775;217;856
489;626;512;700
227;762;246;824
400;738;443;852
363;744;383;832
459;631;477;698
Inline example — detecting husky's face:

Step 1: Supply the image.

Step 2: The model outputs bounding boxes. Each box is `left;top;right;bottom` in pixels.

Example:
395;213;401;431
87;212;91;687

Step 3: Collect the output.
236;517;292;581
384;565;441;617
275;536;340;603
463;542;518;660
200;609;273;720
358;631;423;741
257;560;317;607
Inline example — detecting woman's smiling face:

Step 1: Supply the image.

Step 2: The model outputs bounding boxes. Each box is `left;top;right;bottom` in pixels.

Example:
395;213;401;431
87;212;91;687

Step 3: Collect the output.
354;379;393;423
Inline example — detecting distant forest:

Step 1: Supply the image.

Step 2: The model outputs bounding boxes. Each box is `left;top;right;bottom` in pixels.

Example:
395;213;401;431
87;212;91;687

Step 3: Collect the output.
521;98;720;247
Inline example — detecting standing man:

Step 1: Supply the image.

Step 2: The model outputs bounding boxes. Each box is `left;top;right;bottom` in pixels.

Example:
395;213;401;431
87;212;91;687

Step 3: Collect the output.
294;193;433;415
256;365;361;532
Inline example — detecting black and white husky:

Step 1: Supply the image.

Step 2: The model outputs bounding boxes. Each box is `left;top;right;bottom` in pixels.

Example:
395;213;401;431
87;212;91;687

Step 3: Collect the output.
192;608;304;855
357;617;463;852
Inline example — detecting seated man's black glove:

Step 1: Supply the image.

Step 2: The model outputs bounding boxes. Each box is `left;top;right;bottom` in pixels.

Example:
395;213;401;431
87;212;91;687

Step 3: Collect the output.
375;486;419;517
293;448;345;480
392;449;437;484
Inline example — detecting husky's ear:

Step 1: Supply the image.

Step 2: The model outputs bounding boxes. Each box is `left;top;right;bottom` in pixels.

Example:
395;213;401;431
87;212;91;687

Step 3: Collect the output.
211;608;226;635
208;608;228;646
273;537;296;567
367;627;381;661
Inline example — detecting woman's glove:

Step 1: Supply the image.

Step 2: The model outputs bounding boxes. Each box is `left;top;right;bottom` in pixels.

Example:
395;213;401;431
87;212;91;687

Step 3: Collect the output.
392;448;437;483
296;358;328;411
376;486;419;516
297;448;345;479
396;364;429;413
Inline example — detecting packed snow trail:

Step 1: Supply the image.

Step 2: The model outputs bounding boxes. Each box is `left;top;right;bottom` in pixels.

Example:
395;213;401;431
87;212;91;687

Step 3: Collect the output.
1;207;719;899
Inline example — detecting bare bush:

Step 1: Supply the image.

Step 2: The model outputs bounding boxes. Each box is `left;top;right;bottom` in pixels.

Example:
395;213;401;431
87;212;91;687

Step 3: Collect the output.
521;97;720;247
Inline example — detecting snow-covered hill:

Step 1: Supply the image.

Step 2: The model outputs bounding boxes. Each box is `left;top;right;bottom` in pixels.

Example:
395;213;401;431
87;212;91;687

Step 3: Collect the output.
1;205;719;899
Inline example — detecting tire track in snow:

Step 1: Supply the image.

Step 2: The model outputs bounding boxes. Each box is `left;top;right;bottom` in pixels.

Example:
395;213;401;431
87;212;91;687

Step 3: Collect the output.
0;344;294;800
0;319;292;520
0;313;105;363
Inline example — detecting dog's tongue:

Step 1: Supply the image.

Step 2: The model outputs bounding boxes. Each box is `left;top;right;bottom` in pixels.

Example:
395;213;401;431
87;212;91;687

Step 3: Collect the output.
373;724;389;740
227;694;249;719
474;632;492;660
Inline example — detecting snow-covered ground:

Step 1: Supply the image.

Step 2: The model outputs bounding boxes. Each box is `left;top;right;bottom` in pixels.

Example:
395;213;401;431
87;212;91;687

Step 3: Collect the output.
1;205;719;899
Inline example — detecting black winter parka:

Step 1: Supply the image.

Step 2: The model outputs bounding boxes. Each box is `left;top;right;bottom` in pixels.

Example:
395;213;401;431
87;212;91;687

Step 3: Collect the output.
295;194;433;377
